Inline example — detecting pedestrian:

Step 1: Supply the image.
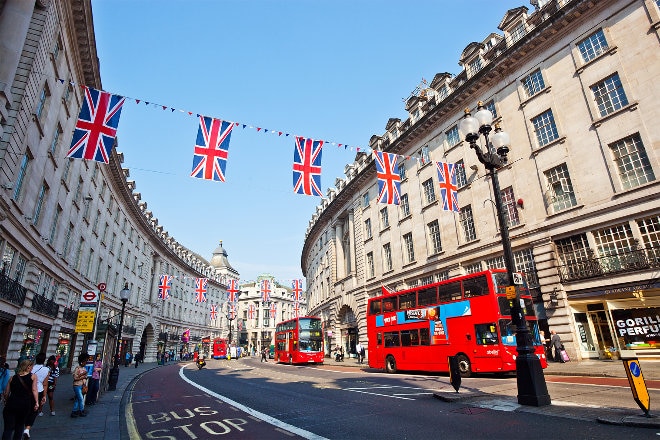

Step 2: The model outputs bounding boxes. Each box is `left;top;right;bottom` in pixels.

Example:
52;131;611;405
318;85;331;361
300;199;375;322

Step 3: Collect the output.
360;344;366;364
261;347;267;363
134;352;142;368
71;353;88;418
86;354;102;405
23;352;49;438
2;359;39;440
355;342;363;364
45;355;59;416
124;352;132;367
164;352;169;363
0;357;9;397
550;330;565;363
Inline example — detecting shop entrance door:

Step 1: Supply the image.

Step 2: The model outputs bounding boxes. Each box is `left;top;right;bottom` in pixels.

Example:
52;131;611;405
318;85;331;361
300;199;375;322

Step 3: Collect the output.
588;310;615;358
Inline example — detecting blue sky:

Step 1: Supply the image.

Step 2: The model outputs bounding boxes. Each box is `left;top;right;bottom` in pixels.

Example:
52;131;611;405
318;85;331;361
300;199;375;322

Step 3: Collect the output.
90;0;527;284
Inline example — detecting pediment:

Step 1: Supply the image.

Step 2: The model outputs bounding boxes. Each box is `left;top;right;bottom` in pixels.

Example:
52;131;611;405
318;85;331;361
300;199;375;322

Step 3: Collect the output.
498;6;529;31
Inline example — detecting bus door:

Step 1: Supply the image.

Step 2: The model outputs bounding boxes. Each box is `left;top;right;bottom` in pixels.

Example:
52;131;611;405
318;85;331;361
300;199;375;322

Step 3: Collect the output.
473;323;504;371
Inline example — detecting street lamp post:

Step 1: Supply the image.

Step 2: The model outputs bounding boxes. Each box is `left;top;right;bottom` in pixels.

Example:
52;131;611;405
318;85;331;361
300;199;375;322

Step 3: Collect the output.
460;102;551;407
107;283;131;391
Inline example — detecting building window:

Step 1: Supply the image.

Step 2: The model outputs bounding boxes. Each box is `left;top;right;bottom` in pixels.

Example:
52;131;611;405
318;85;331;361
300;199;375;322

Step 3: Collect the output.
609;133;655;189
638;215;660;263
422;178;436;205
501;186;520;227
591;73;628;117
510;22;526;43
460;205;477;242
593;223;635;258
13;153;32;201
465;262;482;274
364;219;372;239
485;256;505;270
35;84;51;119
514;248;539;287
380;207;389;229
33;182;49;226
531;109;559;147
383;243;393;272
544;163;577;212
484;100;498;119
455;160;468;188
467;57;483;76
62;223;73;257
577;29;609;63
418;145;430;164
556;235;590;269
50;125;62;156
428;220;442;254
522;69;545;98
403;233;415;263
74;238;84;271
446;125;460;147
362;192;370;208
398;162;406;180
49;206;61;243
366;252;375;279
437;85;449;101
400;193;410;217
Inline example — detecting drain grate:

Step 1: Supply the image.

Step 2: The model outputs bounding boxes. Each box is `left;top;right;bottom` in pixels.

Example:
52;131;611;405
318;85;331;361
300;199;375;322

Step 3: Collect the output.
451;406;489;415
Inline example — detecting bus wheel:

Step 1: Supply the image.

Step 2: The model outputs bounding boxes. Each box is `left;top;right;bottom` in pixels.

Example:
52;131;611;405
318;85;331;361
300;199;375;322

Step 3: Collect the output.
457;354;472;378
385;355;397;373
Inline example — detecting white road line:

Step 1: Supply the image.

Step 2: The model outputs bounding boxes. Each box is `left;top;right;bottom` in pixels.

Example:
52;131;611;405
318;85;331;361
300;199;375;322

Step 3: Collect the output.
344;389;415;400
179;366;329;440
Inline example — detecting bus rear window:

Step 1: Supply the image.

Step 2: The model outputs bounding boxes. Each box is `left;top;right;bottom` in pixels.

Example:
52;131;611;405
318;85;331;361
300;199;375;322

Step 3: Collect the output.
369;300;382;315
418;287;437;306
463;275;488;298
399;292;416;310
383;297;396;312
438;281;461;303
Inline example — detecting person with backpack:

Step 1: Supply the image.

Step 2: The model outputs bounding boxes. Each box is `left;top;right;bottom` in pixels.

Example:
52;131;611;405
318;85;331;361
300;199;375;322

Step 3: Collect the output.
2;359;39;440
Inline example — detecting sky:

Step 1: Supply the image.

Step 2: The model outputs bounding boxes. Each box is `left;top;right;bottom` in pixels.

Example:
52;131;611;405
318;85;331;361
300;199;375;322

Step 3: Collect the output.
90;0;528;284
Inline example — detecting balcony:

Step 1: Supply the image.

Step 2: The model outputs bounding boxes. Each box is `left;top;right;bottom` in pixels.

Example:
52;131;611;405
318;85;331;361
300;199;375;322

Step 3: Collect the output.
558;246;660;282
62;307;78;323
0;271;27;306
31;293;59;318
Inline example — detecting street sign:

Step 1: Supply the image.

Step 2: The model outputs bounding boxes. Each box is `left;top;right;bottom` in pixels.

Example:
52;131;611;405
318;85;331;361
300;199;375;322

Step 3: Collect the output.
80;290;99;304
75;310;96;333
506;286;517;299
97;282;107;292
513;273;524;285
623;358;650;416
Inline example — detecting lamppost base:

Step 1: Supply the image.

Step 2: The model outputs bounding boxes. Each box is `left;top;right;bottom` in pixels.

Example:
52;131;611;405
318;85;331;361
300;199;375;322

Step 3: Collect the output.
107;366;120;391
516;354;551;406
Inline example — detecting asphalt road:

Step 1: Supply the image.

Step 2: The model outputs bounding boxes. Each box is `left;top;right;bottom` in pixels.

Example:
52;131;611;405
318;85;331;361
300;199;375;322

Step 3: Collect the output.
126;358;658;439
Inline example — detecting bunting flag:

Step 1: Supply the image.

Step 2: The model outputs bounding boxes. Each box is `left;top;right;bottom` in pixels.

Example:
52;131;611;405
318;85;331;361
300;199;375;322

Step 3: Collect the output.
260;279;271;303
375;151;401;205
247;303;256;320
293;301;301;318
195;278;208;303
158;274;173;300
67;86;125;163
436;161;459;212
227;278;240;302
210;304;218;320
228;303;237;320
269;302;277;319
292;279;303;301
293;136;323;196
191;116;234;182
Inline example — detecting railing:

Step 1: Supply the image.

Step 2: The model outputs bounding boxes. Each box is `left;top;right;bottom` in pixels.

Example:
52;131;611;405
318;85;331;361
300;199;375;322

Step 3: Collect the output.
62;307;78;323
123;325;136;336
558;246;660;282
31;293;59;318
0;271;27;306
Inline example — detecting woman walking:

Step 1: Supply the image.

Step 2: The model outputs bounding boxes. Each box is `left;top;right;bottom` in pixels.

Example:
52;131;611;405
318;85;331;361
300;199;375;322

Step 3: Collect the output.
2;359;39;440
45;355;59;416
71;354;88;418
85;354;102;405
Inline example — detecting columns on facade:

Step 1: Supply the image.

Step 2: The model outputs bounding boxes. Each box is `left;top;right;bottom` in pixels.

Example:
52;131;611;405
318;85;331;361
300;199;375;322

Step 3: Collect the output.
150;257;161;303
347;210;356;275
334;222;345;280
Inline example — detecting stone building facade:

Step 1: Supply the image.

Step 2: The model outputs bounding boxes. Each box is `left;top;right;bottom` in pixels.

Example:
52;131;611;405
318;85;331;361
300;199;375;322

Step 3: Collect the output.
0;0;237;375
302;0;660;362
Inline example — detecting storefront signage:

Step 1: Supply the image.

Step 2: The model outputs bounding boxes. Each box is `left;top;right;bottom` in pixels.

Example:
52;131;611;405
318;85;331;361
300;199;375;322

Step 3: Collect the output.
612;308;660;349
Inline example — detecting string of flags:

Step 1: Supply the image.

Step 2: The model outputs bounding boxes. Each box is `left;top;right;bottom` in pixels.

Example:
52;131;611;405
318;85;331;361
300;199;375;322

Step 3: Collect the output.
62;82;462;209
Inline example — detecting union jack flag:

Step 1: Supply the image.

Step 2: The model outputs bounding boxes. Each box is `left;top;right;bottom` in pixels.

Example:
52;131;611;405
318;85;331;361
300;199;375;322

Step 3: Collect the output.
293;301;301;317
292;279;303;301
227;279;240;302
375;151;401;205
158;275;173;300
210;304;218;320
67;86;125;163
195;278;208;303
260;279;271;303
436;161;459;212
228;303;237;320
293;136;323;196
191;116;234;182
269;302;277;319
247;303;256;320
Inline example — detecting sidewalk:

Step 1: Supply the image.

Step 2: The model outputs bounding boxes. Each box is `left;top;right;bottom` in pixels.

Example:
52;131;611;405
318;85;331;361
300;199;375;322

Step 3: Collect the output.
13;358;660;439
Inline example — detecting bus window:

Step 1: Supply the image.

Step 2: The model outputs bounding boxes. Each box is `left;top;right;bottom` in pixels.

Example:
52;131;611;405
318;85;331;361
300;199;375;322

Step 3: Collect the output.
384;332;400;347
523;298;536;317
463;275;488;298
383;297;396;312
498;297;513;316
369;299;382;315
401;330;420;346
377;332;382;346
420;328;430;345
399;292;416;310
438;281;461;303
475;323;499;345
417;287;437;306
499;319;516;345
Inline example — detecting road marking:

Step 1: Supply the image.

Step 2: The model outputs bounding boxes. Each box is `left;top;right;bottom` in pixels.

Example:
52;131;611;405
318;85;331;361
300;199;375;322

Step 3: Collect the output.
180;366;329;440
345;389;415;400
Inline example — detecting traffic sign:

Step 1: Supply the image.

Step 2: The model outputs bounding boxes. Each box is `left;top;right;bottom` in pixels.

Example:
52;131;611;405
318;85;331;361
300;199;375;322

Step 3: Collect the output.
97;282;107;292
513;273;524;285
79;290;99;304
75;310;96;333
623;358;650;415
506;286;517;299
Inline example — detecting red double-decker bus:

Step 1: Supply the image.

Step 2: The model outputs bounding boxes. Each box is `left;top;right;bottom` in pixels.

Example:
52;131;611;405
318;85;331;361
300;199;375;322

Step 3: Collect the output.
367;269;548;377
212;337;228;359
275;316;324;364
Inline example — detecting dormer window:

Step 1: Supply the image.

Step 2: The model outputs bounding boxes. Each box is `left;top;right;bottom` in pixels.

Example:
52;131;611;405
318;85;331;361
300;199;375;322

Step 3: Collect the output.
510;22;526;43
467;57;483;77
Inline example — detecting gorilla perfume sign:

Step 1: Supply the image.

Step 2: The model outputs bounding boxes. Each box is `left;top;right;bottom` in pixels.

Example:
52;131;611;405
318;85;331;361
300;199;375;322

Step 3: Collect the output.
612;308;660;348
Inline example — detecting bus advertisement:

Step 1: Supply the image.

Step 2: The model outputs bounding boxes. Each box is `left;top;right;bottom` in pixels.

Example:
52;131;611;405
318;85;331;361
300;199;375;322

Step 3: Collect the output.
367;269;548;377
275;316;324;364
212;337;228;359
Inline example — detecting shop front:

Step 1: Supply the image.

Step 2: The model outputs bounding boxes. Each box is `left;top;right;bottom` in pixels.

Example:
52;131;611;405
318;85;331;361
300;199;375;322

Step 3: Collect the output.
19;321;51;361
569;280;660;360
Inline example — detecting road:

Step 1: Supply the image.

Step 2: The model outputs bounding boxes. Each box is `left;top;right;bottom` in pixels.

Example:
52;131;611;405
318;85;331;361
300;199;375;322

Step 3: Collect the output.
126;357;659;439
